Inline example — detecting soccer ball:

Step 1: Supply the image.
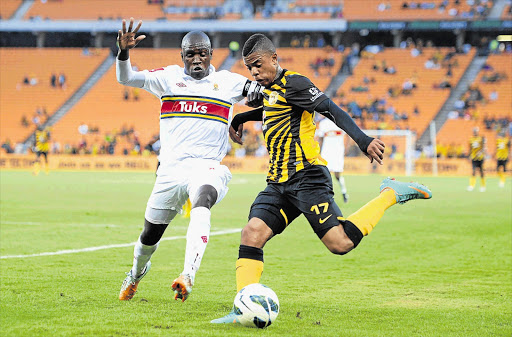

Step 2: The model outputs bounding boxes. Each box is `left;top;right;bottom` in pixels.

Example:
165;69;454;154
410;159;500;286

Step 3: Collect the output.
233;283;279;328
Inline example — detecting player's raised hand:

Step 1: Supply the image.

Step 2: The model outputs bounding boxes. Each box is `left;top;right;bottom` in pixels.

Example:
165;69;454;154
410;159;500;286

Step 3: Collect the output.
117;17;146;50
365;138;385;165
229;124;244;145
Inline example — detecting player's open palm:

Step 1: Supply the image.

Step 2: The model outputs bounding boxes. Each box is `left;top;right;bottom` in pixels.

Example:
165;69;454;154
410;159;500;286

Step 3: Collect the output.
118;17;146;50
365;138;385;165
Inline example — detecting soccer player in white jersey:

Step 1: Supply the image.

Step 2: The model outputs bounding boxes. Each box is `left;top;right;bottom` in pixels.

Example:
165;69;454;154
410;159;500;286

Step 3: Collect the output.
317;116;349;203
116;18;261;302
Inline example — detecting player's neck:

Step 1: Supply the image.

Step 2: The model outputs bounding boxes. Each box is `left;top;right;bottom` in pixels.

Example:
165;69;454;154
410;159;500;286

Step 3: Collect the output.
273;66;283;83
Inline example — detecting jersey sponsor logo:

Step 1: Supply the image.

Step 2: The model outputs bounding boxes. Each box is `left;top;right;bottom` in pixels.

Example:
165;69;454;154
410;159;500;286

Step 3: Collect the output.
160;95;231;124
213;83;219;91
201;236;208;243
176;82;187;87
309;87;324;102
268;91;279;105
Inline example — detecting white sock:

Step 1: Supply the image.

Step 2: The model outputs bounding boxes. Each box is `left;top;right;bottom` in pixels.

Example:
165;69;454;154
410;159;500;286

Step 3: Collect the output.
131;238;158;278
338;176;347;194
182;207;211;282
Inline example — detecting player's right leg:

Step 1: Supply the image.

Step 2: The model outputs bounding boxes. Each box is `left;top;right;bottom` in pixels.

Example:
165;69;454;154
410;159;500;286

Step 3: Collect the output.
33;152;41;176
119;209;176;300
478;164;486;192
211;185;297;324
468;161;477;191
498;161;506;187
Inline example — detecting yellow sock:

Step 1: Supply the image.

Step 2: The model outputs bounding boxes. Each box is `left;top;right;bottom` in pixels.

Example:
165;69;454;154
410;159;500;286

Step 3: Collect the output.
182;198;192;218
236;258;264;292
481;177;486;187
33;162;40;176
44;163;49;175
499;171;506;184
469;176;476;187
347;190;396;236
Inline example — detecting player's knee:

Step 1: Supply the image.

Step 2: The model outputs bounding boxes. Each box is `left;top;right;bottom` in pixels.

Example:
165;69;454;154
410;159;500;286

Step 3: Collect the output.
192;185;218;209
140;219;168;246
241;221;271;248
327;238;354;255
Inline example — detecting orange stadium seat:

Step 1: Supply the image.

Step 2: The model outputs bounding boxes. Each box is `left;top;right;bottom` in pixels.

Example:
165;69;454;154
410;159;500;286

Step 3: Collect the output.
50;48;229;153
437;53;512;153
343;0;476;20
0;0;22;20
166;0;224;6
337;47;475;139
0;48;110;145
25;0;165;20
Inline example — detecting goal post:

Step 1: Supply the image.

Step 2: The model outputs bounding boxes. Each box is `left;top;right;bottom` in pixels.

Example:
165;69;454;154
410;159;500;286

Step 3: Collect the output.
362;129;416;176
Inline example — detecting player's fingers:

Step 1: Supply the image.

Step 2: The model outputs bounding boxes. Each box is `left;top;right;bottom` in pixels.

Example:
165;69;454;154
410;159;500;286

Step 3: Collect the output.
128;17;134;32
376;142;385;152
135;35;146;45
365;153;374;163
133;20;142;34
122;19;127;34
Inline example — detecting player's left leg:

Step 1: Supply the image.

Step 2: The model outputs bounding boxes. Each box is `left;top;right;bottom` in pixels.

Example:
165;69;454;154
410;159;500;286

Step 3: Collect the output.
498;161;507;187
173;163;232;302
479;163;486;192
319;177;432;255
33;152;41;176
43;152;49;175
172;185;217;302
468;161;477;191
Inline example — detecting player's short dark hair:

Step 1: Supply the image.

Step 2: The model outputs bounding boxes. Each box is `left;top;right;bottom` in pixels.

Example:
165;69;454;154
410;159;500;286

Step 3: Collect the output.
242;34;276;57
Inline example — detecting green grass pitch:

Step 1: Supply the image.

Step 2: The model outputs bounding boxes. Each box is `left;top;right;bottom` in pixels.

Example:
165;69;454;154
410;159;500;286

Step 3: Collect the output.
0;171;511;337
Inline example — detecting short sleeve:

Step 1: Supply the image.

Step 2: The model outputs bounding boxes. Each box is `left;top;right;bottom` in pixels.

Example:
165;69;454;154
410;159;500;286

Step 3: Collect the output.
284;75;328;112
219;71;249;103
141;66;173;98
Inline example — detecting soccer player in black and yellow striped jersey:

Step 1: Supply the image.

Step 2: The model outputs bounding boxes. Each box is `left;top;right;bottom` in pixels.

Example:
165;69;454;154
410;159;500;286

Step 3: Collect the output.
33;125;50;175
212;34;433;324
467;127;486;192
496;130;510;188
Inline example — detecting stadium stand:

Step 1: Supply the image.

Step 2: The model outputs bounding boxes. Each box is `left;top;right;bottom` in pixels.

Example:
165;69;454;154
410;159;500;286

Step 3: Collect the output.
255;0;342;19
342;0;493;20
436;53;511;156
502;2;512;18
24;0;166;20
0;48;110;147
0;0;22;20
49;48;229;155
337;47;475;136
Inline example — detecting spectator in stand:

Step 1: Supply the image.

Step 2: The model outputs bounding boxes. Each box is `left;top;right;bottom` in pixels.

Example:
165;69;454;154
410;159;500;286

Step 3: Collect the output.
21;115;30;127
58;73;66;89
489;89;498;101
50;73;57;87
1;139;14;154
78;122;89;136
290;36;300;48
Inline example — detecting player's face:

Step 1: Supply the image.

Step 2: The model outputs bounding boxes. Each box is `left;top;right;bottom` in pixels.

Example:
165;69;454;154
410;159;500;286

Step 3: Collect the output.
243;52;278;87
182;47;212;80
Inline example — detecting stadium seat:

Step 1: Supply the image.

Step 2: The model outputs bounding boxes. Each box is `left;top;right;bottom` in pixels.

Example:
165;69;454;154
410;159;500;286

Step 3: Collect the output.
0;0;22;20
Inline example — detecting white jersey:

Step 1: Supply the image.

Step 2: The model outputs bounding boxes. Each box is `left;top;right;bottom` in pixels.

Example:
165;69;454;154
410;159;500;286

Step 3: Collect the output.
141;64;248;171
317;118;345;172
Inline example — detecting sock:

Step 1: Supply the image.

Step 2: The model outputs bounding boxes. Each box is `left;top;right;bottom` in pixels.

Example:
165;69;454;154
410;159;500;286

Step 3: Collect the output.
33;162;40;175
347;189;396;236
338;176;347;194
182;207;211;281
182;198;192;219
236;245;264;292
480;177;486;187
44;163;49;175
499;170;506;184
131;238;158;278
469;176;476;187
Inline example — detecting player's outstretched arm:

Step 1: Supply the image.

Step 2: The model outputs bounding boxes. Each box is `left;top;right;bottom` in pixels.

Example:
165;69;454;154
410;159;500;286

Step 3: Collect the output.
229;107;263;145
316;98;385;164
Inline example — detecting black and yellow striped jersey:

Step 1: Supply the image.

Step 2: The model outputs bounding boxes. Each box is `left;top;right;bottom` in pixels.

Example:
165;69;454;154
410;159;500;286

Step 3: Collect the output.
496;137;510;160
261;70;328;183
35;129;50;152
469;136;485;161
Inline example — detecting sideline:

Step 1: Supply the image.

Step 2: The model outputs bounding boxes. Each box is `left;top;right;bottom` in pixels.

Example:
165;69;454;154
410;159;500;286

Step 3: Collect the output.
0;228;241;259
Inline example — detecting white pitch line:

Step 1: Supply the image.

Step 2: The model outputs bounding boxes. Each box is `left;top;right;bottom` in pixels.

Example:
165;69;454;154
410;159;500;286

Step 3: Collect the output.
0;228;241;259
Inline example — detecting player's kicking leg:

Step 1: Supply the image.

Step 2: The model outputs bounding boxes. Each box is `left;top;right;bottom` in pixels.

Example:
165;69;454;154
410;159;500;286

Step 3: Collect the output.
171;185;218;302
119;210;175;300
211;177;432;324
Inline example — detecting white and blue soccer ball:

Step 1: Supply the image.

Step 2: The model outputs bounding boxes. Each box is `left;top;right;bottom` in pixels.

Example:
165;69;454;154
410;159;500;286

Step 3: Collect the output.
233;283;279;328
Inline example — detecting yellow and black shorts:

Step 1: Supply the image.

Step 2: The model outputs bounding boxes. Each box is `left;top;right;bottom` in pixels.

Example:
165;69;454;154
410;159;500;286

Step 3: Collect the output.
497;160;508;171
249;165;342;239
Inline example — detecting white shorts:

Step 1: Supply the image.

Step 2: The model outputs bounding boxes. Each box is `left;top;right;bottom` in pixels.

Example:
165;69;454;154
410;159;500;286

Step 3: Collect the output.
321;148;344;173
146;158;232;212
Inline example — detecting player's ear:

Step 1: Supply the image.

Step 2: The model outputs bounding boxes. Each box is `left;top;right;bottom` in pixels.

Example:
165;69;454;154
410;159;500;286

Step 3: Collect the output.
271;53;278;66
